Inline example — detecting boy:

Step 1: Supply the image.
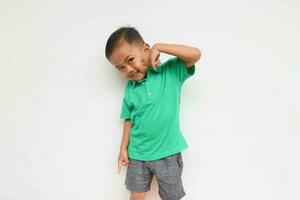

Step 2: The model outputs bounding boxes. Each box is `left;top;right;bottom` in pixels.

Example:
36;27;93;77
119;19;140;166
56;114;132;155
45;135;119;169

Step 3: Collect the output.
105;27;201;200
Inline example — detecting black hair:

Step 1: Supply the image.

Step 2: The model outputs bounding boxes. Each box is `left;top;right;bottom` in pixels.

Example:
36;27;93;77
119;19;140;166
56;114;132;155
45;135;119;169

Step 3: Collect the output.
105;26;145;59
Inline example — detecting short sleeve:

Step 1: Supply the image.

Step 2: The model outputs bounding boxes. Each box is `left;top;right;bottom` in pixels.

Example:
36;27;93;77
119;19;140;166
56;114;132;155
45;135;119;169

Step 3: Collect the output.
164;56;195;85
120;83;133;120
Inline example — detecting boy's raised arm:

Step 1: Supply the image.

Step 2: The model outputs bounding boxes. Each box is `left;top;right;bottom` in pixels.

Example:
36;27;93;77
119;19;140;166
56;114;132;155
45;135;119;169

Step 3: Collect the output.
151;43;201;68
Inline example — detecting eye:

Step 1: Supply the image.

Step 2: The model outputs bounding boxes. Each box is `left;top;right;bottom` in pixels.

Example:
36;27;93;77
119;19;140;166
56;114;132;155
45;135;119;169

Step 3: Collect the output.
117;66;124;71
128;58;134;63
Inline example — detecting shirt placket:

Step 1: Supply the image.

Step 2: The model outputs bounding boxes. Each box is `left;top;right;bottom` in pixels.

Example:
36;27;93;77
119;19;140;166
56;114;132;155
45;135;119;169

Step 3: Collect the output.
145;80;153;103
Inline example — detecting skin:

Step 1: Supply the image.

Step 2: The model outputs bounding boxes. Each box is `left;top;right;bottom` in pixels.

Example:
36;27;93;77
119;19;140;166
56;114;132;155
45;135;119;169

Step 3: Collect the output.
108;40;161;81
108;41;160;200
109;41;201;200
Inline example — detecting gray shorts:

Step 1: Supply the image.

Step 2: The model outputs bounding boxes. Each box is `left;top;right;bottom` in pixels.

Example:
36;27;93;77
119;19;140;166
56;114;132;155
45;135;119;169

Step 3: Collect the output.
125;152;185;200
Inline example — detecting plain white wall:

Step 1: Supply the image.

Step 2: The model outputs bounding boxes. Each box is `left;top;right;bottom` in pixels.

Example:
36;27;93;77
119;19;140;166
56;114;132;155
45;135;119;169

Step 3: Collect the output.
0;0;299;199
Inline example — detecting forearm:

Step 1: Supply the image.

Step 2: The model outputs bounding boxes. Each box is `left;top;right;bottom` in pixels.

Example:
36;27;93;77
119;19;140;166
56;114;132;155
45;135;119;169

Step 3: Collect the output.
120;119;131;151
153;43;201;64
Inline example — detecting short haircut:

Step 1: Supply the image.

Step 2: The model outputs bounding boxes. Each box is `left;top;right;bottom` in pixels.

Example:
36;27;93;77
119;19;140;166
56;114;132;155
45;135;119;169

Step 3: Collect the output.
105;26;145;59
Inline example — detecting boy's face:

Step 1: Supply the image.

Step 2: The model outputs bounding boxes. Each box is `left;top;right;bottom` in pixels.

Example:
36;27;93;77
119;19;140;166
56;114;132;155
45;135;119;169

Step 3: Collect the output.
108;40;151;81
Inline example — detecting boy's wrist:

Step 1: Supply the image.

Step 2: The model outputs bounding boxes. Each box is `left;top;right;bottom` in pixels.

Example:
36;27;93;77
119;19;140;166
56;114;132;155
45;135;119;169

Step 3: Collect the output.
153;43;163;51
153;43;173;56
120;147;128;152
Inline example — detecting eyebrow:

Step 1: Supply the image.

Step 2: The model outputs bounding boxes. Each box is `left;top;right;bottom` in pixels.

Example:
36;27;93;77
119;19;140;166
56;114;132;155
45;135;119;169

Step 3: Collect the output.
116;55;131;68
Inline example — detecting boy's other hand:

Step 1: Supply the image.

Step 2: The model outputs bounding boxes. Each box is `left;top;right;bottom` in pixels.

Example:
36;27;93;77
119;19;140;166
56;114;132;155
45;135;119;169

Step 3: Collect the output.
118;149;130;175
149;45;161;67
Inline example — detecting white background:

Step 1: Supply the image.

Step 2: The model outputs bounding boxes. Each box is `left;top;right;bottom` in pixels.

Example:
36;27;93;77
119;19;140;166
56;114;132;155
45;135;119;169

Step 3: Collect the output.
0;0;299;200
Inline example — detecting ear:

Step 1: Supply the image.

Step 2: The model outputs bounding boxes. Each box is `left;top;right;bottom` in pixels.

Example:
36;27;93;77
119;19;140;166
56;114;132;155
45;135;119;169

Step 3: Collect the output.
143;43;151;54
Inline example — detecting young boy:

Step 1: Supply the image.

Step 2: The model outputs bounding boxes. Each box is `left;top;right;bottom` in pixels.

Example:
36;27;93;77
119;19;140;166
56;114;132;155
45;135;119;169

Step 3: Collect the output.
105;27;201;200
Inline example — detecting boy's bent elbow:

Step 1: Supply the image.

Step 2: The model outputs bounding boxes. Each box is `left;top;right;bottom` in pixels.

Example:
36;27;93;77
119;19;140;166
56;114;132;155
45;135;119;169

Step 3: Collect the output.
195;48;202;61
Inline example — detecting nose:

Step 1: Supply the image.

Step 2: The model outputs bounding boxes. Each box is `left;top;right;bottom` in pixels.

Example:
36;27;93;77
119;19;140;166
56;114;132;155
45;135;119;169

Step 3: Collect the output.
126;66;135;76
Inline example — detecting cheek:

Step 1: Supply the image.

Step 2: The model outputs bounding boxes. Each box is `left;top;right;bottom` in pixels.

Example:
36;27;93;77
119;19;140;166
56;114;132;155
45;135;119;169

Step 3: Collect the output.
141;57;149;65
121;71;127;77
138;60;148;70
136;67;146;73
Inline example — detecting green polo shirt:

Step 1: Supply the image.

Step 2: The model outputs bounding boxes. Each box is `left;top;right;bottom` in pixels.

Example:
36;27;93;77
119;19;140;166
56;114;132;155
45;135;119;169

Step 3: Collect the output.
120;56;195;161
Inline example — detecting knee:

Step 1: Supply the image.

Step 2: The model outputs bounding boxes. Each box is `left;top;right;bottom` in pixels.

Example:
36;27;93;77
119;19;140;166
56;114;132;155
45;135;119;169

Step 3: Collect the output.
130;192;147;200
130;197;145;200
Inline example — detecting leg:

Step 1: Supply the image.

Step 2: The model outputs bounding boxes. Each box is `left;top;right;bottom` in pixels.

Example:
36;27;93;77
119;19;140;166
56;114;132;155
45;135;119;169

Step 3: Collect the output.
125;159;153;199
130;191;147;200
153;153;185;200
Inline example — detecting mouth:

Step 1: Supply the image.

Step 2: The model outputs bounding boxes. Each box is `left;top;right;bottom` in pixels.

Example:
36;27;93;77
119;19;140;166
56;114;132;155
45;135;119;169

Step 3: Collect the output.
129;70;139;77
129;72;137;78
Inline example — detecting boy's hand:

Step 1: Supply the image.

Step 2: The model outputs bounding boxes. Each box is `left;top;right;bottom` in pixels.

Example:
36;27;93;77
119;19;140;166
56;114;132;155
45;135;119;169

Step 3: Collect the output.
149;45;161;67
118;149;130;175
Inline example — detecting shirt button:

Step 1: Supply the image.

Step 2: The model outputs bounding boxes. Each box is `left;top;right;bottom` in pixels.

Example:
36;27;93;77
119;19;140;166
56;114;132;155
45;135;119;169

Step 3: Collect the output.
149;92;152;96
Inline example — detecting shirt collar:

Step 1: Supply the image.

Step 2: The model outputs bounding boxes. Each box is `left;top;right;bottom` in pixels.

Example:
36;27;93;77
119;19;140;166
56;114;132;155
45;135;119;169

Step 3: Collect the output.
132;65;162;87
